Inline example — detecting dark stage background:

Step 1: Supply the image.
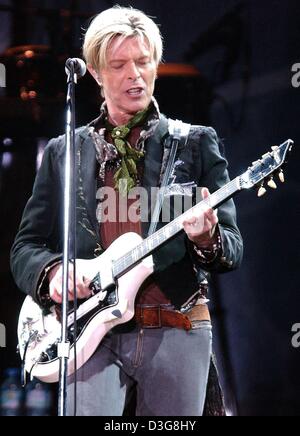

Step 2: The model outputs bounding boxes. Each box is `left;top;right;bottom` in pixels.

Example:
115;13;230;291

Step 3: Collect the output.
0;0;299;416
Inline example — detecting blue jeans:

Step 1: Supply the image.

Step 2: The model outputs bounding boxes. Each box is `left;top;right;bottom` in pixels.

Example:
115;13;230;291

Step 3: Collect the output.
67;321;212;416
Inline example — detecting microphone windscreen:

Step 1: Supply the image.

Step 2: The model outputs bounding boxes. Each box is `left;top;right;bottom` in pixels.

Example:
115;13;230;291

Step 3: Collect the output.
65;58;87;78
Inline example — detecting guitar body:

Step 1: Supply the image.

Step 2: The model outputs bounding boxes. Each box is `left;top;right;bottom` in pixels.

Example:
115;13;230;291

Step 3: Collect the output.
18;232;154;383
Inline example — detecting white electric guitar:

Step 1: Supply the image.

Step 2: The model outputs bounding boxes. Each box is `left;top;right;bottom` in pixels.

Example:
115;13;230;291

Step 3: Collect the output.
18;140;294;383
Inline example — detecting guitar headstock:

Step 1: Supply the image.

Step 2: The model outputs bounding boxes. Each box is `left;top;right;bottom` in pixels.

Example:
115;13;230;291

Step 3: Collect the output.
239;139;294;196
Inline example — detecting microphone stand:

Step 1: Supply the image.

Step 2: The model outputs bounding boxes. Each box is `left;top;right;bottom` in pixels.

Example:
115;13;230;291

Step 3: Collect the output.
57;61;78;417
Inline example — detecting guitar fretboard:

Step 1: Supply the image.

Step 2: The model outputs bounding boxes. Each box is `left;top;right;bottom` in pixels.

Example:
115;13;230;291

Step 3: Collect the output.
113;176;241;278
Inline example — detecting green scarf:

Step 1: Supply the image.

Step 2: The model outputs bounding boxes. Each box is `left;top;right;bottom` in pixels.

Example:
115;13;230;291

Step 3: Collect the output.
105;108;150;196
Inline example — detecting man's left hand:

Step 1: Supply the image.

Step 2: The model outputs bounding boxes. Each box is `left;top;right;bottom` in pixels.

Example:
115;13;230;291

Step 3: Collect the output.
182;187;218;248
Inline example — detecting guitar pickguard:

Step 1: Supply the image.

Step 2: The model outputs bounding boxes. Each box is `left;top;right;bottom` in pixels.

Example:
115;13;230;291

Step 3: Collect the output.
37;285;118;364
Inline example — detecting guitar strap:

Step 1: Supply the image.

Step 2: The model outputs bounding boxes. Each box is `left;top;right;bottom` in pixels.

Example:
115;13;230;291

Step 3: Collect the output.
148;120;224;417
147;119;191;237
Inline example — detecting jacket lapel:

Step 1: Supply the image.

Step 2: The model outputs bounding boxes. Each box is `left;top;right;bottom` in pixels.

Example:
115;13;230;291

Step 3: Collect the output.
141;115;169;236
78;127;99;238
142;115;169;189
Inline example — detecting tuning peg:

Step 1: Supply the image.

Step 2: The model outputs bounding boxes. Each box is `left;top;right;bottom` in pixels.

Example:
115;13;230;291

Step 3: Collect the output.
267;177;277;189
279;170;285;183
258;183;267;198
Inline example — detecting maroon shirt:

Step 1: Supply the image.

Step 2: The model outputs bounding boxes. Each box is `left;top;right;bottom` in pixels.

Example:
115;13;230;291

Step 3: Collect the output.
100;129;171;305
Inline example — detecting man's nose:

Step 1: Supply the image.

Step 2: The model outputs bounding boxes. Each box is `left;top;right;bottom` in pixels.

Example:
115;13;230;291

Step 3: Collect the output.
127;61;141;80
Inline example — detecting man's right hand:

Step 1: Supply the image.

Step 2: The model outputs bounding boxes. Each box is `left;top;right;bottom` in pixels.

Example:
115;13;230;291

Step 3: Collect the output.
48;263;92;304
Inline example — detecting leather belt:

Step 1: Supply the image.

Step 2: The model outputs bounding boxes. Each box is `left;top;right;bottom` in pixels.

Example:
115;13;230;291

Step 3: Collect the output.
134;304;210;331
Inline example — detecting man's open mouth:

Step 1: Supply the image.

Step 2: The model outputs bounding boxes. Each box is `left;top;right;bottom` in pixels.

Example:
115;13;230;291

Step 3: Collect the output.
127;87;144;96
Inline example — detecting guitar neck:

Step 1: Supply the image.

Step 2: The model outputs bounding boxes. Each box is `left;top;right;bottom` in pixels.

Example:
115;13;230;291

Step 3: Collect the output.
113;176;241;278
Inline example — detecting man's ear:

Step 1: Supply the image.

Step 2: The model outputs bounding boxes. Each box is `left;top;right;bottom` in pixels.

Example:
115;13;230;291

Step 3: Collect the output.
87;64;102;87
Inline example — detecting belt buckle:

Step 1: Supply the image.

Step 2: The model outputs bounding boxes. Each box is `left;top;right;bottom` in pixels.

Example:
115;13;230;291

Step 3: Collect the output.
141;305;162;329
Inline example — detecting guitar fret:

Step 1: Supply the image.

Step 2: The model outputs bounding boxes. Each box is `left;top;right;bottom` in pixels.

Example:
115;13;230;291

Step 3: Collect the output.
162;227;169;240
146;238;153;250
132;248;139;263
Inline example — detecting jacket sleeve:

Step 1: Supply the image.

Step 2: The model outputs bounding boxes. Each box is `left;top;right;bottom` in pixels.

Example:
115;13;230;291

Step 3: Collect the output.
10;138;63;304
188;126;243;273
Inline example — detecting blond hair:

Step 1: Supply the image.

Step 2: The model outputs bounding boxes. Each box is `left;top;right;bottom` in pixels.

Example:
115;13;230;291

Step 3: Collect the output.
83;6;163;71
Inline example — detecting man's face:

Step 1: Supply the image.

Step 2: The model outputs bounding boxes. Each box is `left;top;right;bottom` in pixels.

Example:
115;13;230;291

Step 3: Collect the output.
95;36;157;120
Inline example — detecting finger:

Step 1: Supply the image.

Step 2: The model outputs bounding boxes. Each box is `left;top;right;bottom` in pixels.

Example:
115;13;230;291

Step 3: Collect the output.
75;284;92;300
83;275;91;288
50;281;76;303
70;274;92;300
183;221;201;235
202;187;214;211
54;273;88;301
184;219;205;237
190;211;216;235
49;285;62;304
201;187;210;200
204;208;215;220
50;270;76;300
182;216;197;226
204;208;219;225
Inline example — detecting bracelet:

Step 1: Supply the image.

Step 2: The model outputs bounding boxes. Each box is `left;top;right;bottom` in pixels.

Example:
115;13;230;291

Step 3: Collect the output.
37;261;61;306
193;232;222;265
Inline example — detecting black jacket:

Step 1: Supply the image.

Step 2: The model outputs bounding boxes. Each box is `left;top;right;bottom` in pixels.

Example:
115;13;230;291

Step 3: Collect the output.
10;115;243;307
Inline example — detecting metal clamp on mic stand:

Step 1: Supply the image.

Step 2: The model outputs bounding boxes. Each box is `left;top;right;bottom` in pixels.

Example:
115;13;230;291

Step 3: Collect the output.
58;58;86;417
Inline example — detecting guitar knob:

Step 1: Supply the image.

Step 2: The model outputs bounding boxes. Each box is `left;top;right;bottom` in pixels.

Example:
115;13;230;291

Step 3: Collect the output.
279;170;285;183
258;184;267;197
267;177;277;189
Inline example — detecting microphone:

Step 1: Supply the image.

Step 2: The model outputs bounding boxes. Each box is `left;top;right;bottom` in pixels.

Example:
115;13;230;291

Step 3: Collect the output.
65;58;87;79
